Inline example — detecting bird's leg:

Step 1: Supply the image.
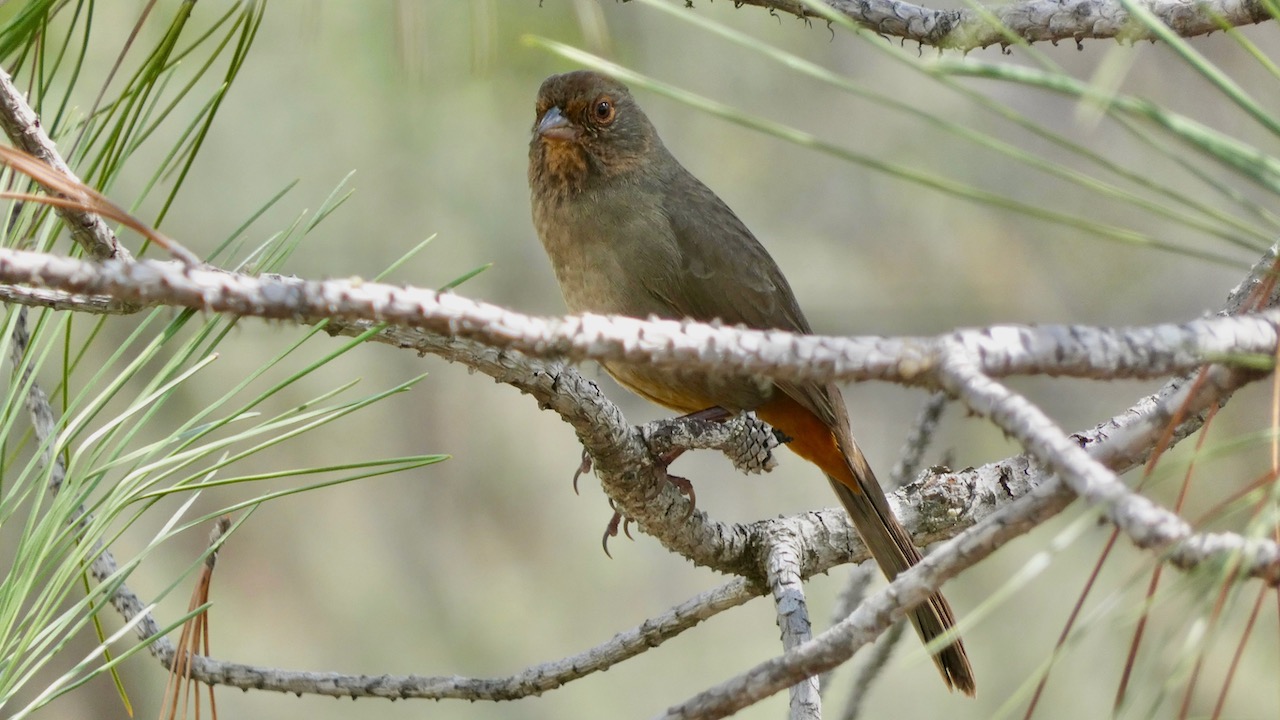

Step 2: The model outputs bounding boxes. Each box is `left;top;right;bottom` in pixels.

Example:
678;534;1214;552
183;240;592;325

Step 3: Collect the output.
653;405;735;467
650;405;735;520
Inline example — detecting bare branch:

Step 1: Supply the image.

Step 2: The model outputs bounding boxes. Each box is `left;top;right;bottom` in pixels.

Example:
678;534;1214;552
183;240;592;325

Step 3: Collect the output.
0;248;1271;388
763;526;821;719
658;250;1280;714
939;345;1276;571
817;561;874;700
177;577;761;700
9;271;1263;706
838;621;906;720
0;284;130;313
724;0;1273;49
888;391;948;490
0;67;130;261
822;392;948;710
658;472;1062;719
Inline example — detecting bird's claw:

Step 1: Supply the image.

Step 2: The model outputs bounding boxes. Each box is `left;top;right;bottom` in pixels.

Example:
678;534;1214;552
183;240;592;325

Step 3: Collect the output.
572;450;593;495
602;509;626;558
663;471;697;521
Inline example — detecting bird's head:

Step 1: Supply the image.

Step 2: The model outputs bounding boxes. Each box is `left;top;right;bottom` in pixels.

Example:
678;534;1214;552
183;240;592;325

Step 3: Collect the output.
529;71;657;197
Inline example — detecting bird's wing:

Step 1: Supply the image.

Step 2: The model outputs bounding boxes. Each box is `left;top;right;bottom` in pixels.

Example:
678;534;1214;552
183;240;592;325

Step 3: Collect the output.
644;164;849;431
652;164;811;334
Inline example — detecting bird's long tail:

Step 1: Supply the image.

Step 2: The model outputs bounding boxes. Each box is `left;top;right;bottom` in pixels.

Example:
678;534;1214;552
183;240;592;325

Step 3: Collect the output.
757;397;977;696
827;472;976;695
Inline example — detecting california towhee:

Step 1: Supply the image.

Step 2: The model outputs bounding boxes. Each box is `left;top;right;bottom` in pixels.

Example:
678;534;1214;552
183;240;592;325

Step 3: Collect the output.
528;70;975;695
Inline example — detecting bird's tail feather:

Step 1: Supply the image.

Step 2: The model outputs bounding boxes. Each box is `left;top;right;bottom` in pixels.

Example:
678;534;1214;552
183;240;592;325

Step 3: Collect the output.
827;474;976;696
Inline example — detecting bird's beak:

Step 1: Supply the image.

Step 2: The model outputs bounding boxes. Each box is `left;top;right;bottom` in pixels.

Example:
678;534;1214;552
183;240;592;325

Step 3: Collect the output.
536;106;578;141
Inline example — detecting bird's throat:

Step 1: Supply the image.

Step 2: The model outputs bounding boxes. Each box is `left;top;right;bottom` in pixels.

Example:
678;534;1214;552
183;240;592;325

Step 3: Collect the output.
534;140;590;197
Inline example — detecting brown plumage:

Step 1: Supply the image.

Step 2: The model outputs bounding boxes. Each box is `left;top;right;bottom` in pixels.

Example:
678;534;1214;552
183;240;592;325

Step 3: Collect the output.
528;70;975;695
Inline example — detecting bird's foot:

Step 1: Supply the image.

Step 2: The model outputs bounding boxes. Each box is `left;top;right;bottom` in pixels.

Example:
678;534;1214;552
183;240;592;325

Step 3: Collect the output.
601;456;701;558
594;407;731;557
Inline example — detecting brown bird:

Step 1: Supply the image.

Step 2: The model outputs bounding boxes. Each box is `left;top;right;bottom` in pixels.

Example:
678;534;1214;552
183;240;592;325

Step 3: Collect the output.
528;70;975;695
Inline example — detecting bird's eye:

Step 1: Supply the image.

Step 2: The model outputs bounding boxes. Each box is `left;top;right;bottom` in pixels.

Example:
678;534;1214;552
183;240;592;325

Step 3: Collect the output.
592;98;615;125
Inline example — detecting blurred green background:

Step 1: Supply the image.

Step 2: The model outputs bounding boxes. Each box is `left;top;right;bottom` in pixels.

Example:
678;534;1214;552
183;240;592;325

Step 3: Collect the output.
37;1;1280;719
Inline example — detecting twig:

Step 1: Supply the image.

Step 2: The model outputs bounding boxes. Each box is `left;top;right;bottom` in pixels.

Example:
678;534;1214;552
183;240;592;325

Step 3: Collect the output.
888;391;948;489
763;526;821;720
161;515;233;720
817;562;874;698
0;249;1272;707
0;284;128;313
658;471;1072;719
0;68;129;261
819;391;946;700
5;308;171;661
662;240;1280;715
823;391;948;712
839;622;906;720
158;317;1251;705
3;256;1265;577
7;290;1261;705
937;345;1273;574
175;577;762;700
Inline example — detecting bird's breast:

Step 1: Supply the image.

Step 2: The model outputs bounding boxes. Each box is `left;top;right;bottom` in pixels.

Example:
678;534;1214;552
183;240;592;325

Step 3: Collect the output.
531;179;776;414
532;185;680;319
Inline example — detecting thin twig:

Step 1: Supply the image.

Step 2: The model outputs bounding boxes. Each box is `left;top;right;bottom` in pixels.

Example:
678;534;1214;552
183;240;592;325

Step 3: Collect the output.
820;391;947;705
0;247;1271;707
5;309;171;661
763;527;821;720
817;562;873;700
176;577;762;700
888;391;948;489
161;515;232;720
0;68;129;261
839;622;907;720
937;347;1276;579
